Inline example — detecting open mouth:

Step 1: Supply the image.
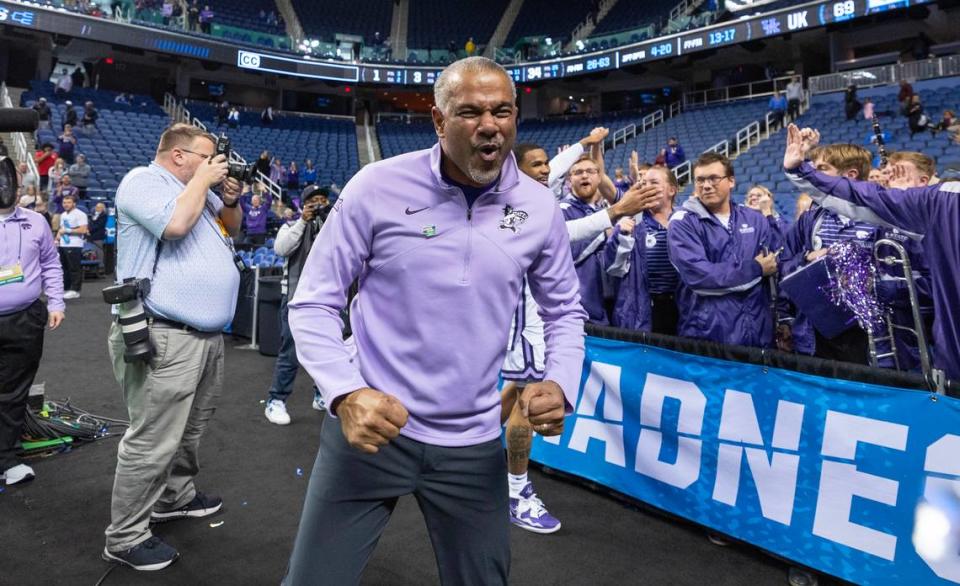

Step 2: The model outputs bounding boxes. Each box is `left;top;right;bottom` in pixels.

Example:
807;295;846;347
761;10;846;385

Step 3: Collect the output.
476;144;501;162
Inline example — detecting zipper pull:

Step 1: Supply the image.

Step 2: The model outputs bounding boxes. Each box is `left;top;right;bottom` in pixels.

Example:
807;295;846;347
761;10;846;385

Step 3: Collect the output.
467;208;472;221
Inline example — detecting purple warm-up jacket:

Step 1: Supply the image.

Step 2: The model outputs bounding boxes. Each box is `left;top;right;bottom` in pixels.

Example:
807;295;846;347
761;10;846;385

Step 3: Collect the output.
288;143;588;447
668;198;775;348
786;161;958;381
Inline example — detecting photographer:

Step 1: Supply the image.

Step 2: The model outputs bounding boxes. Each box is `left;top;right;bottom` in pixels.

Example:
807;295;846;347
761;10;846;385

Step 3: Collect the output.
102;123;242;571
263;185;328;425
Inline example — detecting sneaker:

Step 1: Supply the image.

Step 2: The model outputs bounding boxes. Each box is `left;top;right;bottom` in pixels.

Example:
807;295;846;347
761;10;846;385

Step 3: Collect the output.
264;399;291;425
102;535;179;571
1;464;35;485
312;392;326;412
151;492;222;522
63;290;80;300
509;482;561;534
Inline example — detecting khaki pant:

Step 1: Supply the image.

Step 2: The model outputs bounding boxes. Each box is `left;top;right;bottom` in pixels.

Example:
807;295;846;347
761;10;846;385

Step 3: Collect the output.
104;321;224;551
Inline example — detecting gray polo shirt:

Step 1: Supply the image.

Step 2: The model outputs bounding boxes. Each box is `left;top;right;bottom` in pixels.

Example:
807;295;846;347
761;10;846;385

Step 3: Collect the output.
115;162;239;331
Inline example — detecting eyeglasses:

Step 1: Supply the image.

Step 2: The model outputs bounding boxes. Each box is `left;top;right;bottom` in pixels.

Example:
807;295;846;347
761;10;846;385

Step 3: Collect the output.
570;168;599;177
694;175;729;186
178;148;213;160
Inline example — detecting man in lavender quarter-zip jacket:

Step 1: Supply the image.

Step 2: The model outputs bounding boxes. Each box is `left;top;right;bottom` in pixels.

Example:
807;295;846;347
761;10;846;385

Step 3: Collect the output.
284;57;587;586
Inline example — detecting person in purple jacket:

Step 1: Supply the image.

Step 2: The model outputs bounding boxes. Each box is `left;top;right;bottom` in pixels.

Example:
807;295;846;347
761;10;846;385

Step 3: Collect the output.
0;185;65;487
240;193;271;246
662;136;686;168
283;57;587;585
560;155;610;324
668;152;779;348
783;123;958;384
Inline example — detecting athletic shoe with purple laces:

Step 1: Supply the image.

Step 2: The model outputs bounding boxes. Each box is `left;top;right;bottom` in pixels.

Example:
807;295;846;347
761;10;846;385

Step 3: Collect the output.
509;482;561;534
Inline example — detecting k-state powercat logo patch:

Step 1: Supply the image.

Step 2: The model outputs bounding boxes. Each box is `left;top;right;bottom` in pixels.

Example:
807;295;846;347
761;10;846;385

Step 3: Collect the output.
499;205;528;233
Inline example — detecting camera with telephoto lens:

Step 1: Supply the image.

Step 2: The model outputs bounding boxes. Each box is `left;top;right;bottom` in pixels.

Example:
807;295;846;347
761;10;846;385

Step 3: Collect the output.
214;134;257;183
102;278;154;363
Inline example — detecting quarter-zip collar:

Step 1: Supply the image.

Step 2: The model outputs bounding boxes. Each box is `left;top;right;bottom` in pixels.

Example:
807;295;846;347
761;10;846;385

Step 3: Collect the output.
428;142;522;200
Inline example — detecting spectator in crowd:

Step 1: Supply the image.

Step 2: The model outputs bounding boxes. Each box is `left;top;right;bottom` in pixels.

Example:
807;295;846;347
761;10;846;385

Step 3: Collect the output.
187;0;200;31
254;150;271;179
935;109;957;136
32;97;52;130
69;154;92;198
56;193;87;300
34;200;52;230
241;193;271;246
88;201;108;271
301;159;318;186
261;106;274;125
18;162;39;192
199;4;213;34
785;76;803;120
898;80;914;113
662;137;686;168
270;158;287;185
868;167;886;185
62;101;79;130
783;123;959;382
612;166;631;191
71;66;86;90
34;143;59;192
668;152;777;347
82;101;99;133
606;165;680;335
768;90;787;128
0;173;65;487
862;97;875;121
18;184;40;209
227;107;240;128
844;85;861;121
286;161;299;190
745;184;788;245
560;156;610;324
465;36;476;56
263;186;329;425
161;0;174;25
49;159;69;194
51;175;79;215
215;100;228;127
57;125;78;165
905;94;935;137
114;92;131;105
55;68;73;95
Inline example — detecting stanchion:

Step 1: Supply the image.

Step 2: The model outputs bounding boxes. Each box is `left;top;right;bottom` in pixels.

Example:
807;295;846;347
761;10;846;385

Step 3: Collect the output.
237;265;260;351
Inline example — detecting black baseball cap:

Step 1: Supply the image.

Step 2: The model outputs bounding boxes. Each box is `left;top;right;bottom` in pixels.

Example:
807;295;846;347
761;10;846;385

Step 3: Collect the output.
301;184;329;205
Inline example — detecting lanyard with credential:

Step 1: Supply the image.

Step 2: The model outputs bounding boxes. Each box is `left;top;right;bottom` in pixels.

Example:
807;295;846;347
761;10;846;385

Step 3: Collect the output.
200;201;248;274
0;220;25;286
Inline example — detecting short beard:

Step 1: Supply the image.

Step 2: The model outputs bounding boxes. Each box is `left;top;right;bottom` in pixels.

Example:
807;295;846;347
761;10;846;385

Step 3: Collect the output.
465;160;501;185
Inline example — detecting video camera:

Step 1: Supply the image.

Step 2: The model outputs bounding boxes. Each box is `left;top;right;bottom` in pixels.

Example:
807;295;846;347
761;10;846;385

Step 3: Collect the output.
102;278;154;363
0;108;40;208
214;134;257;183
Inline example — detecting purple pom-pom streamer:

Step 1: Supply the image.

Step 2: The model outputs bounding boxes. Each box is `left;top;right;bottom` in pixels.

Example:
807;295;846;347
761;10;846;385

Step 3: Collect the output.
823;241;886;333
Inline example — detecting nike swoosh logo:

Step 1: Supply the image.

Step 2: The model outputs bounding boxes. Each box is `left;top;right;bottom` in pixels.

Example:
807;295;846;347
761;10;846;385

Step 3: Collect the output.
405;206;430;215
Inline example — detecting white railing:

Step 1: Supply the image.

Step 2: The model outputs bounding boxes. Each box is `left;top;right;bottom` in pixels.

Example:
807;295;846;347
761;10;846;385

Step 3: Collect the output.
705;139;729;158
808;54;960;95
683;75;796;109
1;82;40;190
735;121;760;156
162;93;282;202
568;0;618;50
611;109;664;149
670;0;705;21
669;101;682;118
672;160;690;185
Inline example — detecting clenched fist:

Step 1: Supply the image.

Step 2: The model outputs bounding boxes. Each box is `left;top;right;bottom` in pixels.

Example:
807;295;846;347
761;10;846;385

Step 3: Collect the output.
335;388;409;454
518;380;567;436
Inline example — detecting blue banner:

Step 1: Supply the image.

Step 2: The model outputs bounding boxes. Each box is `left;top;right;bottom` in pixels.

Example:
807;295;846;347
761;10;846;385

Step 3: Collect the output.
530;336;960;585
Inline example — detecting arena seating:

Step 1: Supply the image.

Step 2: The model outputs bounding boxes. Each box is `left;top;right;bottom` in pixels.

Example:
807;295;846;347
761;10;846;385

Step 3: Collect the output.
590;0;675;37
293;0;392;43
505;0;592;47
603;98;771;175
197;0;286;35
187;103;360;186
22;82;168;198
733;77;960;216
408;0;508;54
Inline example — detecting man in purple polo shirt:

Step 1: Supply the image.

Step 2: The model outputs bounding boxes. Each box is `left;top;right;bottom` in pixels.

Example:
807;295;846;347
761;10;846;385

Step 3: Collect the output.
284;57;587;585
0;173;65;486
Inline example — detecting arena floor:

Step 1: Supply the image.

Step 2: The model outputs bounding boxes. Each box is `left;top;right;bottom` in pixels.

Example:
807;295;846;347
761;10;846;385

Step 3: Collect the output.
0;291;842;585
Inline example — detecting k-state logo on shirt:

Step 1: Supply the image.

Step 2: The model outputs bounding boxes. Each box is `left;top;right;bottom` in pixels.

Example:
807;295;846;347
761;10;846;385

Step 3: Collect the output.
739;223;755;234
499;205;528;233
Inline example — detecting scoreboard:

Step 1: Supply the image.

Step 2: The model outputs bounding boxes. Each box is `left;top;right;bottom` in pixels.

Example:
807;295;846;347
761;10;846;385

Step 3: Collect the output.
0;0;933;86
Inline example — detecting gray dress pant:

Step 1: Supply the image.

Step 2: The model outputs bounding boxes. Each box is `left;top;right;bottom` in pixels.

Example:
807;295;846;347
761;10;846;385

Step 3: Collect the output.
284;417;510;585
104;321;224;551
